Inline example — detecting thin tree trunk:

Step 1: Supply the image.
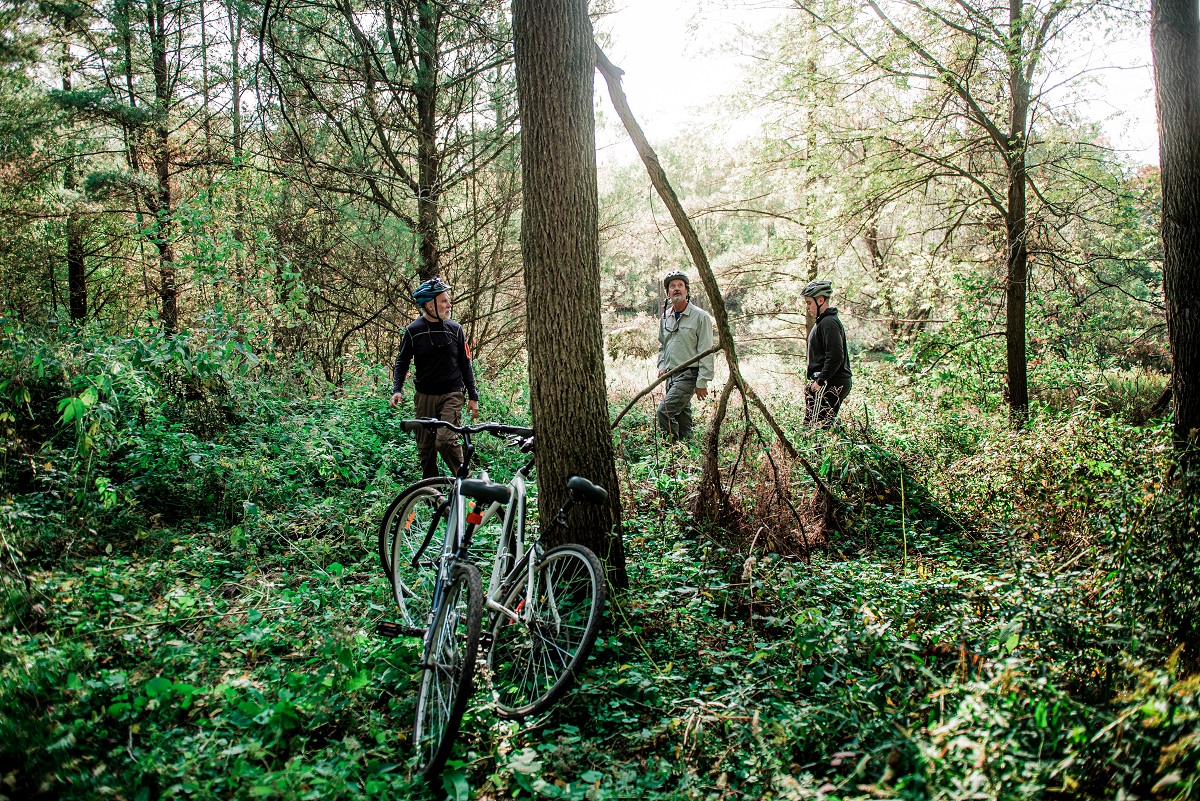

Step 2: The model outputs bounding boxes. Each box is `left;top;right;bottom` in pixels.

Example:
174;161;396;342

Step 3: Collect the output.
1153;0;1200;463
513;0;626;586
1005;0;1030;424
62;48;87;321
148;0;177;331
226;0;245;283
416;0;441;280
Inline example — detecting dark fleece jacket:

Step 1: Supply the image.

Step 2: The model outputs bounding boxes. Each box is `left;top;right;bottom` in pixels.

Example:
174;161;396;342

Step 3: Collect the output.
806;308;852;387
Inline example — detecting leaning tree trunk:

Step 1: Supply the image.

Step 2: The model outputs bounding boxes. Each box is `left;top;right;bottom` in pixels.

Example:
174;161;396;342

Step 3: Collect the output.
1004;0;1031;426
1153;0;1200;465
512;0;627;586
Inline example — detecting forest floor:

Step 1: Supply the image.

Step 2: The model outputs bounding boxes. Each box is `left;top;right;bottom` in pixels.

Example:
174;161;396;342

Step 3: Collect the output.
2;339;1197;800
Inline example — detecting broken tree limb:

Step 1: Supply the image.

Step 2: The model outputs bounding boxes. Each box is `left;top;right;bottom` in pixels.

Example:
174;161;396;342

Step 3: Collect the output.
595;44;837;502
610;343;723;429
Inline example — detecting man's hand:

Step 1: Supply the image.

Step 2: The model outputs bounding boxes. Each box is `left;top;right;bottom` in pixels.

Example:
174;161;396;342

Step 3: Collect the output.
467;399;479;416
695;387;709;400
807;381;820;393
389;392;404;409
657;370;667;378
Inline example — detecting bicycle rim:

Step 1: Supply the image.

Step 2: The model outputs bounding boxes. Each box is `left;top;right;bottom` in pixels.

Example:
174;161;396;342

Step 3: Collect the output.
384;481;452;630
377;477;453;577
488;545;606;718
413;562;482;779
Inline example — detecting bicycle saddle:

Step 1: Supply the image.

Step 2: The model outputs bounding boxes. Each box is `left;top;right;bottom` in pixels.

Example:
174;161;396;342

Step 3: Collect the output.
566;475;608;504
460;478;512;505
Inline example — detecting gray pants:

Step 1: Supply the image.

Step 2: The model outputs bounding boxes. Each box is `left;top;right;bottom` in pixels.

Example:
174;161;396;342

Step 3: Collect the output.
656;369;698;441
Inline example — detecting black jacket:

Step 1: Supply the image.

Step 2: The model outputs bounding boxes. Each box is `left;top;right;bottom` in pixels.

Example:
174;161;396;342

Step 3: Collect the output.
806;308;852;387
393;317;479;400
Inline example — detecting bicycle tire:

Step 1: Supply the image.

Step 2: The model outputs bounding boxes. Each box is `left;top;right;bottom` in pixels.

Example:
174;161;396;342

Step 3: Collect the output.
377;476;454;577
487;544;606;719
413;561;483;779
379;478;453;630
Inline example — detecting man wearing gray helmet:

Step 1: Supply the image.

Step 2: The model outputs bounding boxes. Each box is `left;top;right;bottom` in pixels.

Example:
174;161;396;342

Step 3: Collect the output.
656;270;714;441
801;280;852;428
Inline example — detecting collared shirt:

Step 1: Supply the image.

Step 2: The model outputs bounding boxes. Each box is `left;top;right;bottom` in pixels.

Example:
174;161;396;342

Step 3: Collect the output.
657;302;715;388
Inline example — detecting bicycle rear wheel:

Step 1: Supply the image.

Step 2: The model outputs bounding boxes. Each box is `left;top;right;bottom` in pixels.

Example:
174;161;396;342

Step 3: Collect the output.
487;544;606;719
413;562;483;779
379;477;452;629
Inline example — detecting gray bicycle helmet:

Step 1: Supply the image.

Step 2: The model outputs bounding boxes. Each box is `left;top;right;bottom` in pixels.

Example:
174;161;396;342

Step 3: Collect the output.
663;270;690;293
801;280;833;299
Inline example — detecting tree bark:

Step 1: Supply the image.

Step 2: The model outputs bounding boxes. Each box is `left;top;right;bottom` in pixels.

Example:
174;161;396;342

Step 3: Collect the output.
416;0;441;280
1153;0;1200;461
147;0;177;331
1004;0;1030;425
62;49;87;321
512;0;626;586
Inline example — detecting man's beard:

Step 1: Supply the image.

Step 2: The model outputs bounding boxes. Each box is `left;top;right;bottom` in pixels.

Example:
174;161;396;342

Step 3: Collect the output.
438;307;452;321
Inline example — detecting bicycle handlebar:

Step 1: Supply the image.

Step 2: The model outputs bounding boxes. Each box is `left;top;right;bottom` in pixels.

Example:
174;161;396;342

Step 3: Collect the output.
400;417;534;440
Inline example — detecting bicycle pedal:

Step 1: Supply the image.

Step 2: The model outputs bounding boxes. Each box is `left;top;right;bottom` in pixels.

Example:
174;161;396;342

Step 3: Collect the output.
478;632;494;651
375;621;424;639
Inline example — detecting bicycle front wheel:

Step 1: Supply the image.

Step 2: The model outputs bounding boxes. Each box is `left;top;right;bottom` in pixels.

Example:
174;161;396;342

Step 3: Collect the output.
413;562;483;779
488;544;606;719
379;477;452;629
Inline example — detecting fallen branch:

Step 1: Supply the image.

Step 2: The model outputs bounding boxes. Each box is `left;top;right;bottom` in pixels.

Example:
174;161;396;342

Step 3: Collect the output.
611;343;723;429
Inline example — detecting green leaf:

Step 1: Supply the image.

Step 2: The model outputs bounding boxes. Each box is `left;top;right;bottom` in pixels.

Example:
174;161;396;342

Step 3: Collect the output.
443;768;471;801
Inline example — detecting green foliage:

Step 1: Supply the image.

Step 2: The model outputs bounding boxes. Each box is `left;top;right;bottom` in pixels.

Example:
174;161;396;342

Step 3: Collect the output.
2;319;1197;800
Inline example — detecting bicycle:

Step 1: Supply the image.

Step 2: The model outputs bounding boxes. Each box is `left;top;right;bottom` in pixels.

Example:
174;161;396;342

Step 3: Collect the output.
379;417;609;779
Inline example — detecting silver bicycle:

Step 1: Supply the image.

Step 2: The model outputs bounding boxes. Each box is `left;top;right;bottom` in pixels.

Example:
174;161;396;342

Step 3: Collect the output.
377;419;608;779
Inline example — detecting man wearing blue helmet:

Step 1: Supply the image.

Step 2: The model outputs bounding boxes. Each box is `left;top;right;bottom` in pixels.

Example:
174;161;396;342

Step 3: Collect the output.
390;277;479;478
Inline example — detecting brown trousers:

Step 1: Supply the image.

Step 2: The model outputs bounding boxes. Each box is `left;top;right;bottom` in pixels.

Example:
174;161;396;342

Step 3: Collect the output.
414;391;466;478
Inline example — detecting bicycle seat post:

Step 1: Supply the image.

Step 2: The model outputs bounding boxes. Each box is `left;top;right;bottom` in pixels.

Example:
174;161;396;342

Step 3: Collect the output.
459;429;474;480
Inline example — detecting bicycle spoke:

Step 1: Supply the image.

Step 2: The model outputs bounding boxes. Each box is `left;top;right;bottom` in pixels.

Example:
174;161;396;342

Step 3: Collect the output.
488;546;605;718
413;563;482;778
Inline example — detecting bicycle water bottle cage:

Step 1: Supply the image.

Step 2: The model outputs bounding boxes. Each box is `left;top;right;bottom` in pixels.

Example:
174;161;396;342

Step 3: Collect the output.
460;478;512;506
567;475;608;505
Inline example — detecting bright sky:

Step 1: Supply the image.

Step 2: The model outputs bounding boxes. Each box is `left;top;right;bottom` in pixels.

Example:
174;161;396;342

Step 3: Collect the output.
595;1;1159;168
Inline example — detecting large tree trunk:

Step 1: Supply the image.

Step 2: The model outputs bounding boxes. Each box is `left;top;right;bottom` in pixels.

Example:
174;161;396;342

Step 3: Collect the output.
1004;0;1030;425
512;0;626;585
1153;0;1200;461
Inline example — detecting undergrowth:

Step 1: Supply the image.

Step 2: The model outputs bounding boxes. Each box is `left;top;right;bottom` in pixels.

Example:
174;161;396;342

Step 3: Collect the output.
1;319;1197;800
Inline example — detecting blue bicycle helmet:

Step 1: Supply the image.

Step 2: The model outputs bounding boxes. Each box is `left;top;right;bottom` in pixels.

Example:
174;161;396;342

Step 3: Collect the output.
412;277;451;306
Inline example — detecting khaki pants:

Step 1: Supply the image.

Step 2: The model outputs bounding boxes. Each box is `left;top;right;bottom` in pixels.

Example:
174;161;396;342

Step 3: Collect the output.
414;391;465;478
